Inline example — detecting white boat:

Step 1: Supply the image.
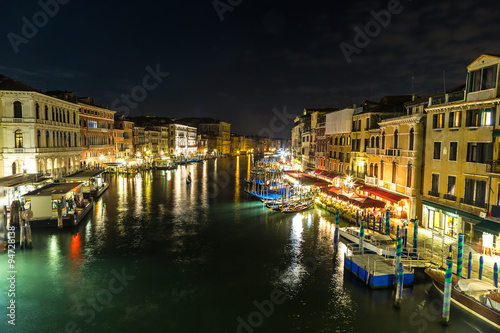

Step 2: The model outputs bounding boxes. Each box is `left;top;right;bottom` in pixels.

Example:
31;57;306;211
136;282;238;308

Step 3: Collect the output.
339;227;397;257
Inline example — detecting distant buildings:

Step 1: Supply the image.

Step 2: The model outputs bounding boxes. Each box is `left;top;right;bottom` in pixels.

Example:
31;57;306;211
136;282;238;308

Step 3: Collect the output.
0;75;269;178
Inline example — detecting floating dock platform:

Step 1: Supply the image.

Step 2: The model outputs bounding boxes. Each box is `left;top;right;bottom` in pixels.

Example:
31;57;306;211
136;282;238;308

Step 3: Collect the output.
344;252;414;289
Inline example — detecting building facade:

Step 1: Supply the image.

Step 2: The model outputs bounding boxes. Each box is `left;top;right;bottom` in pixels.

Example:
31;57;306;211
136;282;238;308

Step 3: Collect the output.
0;77;81;178
78;99;115;167
422;54;500;253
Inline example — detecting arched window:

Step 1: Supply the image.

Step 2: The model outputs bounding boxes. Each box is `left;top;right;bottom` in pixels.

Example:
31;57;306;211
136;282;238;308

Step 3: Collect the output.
73;112;76;124
380;161;384;180
369;163;374;177
37;130;41;148
381;132;385;149
376;136;380;148
334;137;338;145
46;131;50;147
62;110;66;123
15;130;23;148
45;106;48;120
370;136;375;148
52;107;55;121
393;129;399;149
374;163;378;178
13;101;22;118
74;133;77;147
35;103;40;119
347;135;351;146
407;164;413;187
392;162;397;183
409;128;415;151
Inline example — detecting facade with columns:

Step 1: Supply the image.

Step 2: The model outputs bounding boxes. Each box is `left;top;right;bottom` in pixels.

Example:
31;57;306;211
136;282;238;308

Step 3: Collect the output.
0;77;81;178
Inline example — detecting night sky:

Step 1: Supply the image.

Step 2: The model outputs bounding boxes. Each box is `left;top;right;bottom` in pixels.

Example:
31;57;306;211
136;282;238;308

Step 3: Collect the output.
1;0;500;137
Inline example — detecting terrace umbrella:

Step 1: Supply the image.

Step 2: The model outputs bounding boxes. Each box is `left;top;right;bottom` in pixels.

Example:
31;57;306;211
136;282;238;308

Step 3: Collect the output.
349;196;386;209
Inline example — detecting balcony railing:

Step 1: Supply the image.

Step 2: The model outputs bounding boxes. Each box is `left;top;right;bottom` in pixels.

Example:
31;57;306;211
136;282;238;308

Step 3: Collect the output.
428;190;440;198
366;147;379;155
365;176;378;186
460;198;488;209
486;160;500;173
385;148;401;156
403;150;418;158
443;194;457;201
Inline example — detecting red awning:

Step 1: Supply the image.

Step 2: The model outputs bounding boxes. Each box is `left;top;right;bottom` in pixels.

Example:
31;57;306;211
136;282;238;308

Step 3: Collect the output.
359;185;407;204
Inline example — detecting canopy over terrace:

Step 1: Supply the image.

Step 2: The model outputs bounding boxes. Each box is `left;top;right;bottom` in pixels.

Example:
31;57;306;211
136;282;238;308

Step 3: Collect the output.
309;169;342;183
284;171;330;188
0;173;52;207
321;187;386;209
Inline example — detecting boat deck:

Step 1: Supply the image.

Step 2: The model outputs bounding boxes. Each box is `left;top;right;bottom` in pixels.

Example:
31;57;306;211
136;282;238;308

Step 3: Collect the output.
345;253;414;289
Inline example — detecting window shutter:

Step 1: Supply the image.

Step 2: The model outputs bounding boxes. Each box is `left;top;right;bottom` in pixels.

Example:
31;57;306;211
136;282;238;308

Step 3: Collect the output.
492;65;498;89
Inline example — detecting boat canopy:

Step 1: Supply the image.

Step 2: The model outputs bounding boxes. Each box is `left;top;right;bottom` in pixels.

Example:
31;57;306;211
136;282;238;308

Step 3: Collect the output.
457;279;497;293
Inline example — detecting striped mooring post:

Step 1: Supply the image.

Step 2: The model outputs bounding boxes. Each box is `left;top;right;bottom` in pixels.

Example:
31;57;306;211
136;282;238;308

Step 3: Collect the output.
360;218;365;254
413;219;418;257
333;210;340;253
403;227;408;252
385;209;390;236
494;262;499;291
479;256;484;280
457;233;464;278
467;252;472;279
442;247;453;325
395;237;402;279
396;225;400;241
356;210;359;227
394;263;404;308
379;216;382;234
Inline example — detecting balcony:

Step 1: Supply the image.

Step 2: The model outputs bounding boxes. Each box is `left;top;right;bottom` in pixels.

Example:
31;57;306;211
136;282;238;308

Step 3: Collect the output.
366;147;379;155
443;194;457;201
385;148;401;157
460;198;488;209
403;150;418;158
428;190;440;198
316;151;325;157
365;176;378;186
486;160;500;173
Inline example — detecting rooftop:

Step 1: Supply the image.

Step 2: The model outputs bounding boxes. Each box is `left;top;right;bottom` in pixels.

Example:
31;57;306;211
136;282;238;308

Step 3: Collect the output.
23;182;82;197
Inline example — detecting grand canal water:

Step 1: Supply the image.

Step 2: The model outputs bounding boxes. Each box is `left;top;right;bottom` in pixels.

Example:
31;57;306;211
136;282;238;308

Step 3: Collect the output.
0;156;495;333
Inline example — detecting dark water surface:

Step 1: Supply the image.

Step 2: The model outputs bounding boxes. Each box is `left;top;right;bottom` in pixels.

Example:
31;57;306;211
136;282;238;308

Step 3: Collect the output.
0;157;495;332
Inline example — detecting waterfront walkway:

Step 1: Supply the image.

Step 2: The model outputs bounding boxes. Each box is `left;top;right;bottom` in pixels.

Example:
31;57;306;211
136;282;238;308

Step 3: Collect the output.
402;222;499;285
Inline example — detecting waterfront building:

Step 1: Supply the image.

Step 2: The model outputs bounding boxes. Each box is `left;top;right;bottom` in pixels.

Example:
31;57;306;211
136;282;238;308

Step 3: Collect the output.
325;107;355;176
422;54;500;253
0;76;81;178
244;136;255;153
114;115;134;164
291;109;313;167
311;111;327;171
361;95;429;221
178;117;230;155
144;128;161;158
350;96;412;182
133;126;146;158
77;97;115;167
230;133;245;155
168;123;197;156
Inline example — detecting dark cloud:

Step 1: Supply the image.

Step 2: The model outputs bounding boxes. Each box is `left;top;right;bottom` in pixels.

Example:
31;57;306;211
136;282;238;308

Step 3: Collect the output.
0;0;499;136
